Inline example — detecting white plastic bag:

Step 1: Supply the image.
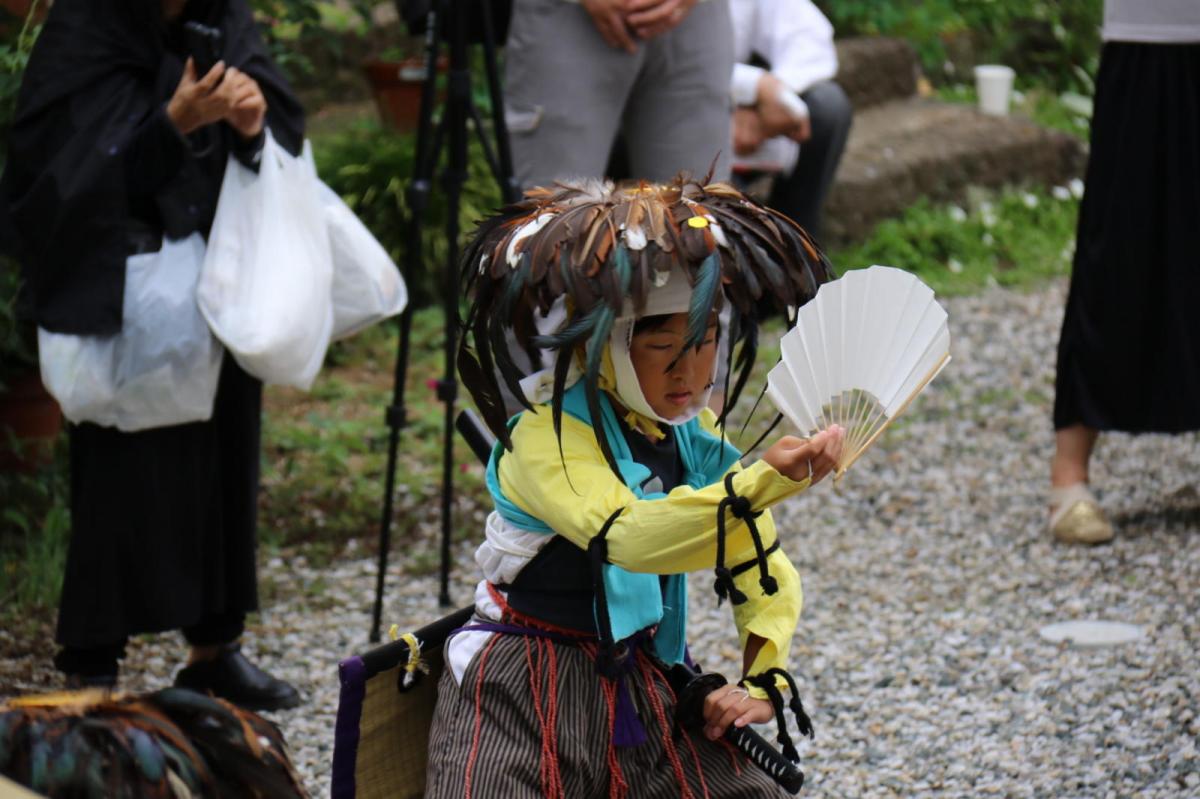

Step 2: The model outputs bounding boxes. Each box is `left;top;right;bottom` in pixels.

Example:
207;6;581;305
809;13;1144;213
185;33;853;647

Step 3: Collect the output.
199;132;333;389
38;233;224;432
319;182;408;340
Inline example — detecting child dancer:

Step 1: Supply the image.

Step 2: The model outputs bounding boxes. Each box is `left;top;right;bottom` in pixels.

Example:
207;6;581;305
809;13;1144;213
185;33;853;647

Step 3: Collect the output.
426;178;843;798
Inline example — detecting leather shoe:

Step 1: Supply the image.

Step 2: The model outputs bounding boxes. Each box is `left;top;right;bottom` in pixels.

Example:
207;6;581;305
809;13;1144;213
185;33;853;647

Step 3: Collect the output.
175;643;302;712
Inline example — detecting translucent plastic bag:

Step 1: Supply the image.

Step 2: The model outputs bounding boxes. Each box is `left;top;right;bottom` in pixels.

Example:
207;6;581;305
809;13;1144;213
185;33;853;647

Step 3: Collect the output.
319;182;408;340
199;132;333;389
38;233;224;432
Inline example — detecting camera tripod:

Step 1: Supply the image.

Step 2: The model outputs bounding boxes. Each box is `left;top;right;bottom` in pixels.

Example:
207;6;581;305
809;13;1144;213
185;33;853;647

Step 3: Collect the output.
369;0;520;643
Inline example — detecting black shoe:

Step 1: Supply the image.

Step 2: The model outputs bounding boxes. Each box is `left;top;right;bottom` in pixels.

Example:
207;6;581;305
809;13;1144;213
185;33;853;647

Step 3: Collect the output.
174;643;302;712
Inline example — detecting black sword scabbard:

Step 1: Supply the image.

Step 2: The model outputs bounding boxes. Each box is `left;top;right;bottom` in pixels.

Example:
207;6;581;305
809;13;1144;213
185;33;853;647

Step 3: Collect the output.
669;665;805;795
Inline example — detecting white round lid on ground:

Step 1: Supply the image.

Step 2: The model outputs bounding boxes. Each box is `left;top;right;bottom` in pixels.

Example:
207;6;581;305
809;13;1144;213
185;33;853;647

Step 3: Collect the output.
1038;620;1145;647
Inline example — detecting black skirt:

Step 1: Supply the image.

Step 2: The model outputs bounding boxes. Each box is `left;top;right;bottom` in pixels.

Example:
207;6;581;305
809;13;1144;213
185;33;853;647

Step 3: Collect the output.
56;356;261;649
1054;41;1200;433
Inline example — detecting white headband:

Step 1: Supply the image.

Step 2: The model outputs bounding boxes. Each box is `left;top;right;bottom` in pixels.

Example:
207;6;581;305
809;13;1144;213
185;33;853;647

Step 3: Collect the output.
610;267;719;426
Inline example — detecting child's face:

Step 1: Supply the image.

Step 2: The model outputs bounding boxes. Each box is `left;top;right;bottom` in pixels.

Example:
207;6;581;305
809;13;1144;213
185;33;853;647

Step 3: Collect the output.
629;312;718;420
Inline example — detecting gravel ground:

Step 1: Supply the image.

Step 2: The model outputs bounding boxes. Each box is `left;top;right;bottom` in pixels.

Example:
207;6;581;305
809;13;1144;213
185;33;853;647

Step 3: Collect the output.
3;278;1198;798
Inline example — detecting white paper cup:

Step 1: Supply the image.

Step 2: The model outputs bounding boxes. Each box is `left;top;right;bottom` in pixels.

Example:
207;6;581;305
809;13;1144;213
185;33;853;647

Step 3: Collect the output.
974;65;1015;116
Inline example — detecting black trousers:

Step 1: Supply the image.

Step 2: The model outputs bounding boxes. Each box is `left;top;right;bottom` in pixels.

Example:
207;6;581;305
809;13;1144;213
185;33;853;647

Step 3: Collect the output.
55;357;262;676
765;79;854;241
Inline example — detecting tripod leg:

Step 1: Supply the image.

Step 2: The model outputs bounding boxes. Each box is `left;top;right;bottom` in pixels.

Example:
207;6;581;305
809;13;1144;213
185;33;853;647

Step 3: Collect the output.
435;2;473;608
478;0;521;203
370;8;447;643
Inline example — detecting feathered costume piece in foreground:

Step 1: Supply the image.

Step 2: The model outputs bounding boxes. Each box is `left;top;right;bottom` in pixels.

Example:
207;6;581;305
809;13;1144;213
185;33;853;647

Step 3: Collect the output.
458;177;836;472
0;688;307;798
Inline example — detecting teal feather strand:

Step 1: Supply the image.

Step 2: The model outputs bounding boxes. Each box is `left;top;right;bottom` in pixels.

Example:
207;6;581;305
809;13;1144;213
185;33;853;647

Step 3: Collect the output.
531;304;600;351
584;306;614;380
613;243;632;294
0;711;15;767
582;307;620;477
127;725;166;783
684;251;721;350
29;731;49;792
158;738;205;791
550;347;581;494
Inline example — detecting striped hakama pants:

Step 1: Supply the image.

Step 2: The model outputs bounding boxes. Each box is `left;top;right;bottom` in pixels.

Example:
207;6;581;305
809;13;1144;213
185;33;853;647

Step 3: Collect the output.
425;632;792;798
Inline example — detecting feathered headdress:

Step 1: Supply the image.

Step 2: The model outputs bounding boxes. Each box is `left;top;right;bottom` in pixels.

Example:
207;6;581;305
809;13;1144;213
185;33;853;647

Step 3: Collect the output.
0;688;307;797
458;176;835;474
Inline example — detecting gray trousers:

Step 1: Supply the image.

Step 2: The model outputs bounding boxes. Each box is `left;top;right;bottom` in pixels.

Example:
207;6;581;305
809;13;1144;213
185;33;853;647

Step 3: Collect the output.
504;0;735;188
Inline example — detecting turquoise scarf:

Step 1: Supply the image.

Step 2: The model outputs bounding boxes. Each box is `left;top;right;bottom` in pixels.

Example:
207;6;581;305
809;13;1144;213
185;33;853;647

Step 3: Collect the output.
486;381;741;664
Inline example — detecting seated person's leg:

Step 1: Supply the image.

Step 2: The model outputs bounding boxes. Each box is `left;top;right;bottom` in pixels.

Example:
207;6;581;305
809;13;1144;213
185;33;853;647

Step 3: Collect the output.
767;80;853;239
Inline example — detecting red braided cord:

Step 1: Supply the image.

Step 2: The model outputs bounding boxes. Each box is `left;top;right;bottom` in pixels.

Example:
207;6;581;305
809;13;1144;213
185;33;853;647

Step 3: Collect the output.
638;657;695;799
464;634;502;799
679;728;713;799
486;582;597;640
544;638;564;796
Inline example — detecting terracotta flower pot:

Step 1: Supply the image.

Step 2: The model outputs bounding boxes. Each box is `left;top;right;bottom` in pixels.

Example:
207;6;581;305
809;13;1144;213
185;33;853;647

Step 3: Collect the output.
363;57;445;133
0;370;62;473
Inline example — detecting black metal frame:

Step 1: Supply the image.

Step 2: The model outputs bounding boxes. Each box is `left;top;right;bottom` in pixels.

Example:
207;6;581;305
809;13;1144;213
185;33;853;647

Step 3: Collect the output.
369;0;520;643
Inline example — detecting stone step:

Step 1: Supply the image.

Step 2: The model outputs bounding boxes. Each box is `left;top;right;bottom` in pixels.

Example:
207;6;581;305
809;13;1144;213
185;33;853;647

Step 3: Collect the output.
834;37;920;110
823;98;1086;246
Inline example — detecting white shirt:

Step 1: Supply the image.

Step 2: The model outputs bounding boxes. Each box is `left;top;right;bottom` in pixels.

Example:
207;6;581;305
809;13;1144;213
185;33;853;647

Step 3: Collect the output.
729;0;838;107
729;0;837;173
1103;0;1200;43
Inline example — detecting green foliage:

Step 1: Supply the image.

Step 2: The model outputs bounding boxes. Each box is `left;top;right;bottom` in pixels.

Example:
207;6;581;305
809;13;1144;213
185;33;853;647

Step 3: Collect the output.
0;441;69;619
0;257;36;391
937;83;1092;138
816;0;1102;93
312;121;505;309
831;184;1081;296
258;305;490;552
250;0;374;80
0;0;42;168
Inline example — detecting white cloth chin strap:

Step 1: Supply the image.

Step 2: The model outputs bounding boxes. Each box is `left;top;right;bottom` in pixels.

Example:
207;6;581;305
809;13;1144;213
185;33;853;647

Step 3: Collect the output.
610;317;717;426
610;266;718;426
519;267;720;423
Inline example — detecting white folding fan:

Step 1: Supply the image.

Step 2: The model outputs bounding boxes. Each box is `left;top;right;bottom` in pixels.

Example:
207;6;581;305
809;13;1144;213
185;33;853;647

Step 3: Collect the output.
766;265;951;479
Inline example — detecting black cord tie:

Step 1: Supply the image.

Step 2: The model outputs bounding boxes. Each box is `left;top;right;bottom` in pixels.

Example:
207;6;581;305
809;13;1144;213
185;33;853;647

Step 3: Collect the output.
715;472;744;604
741;672;799;763
742;666;815;765
714;472;774;605
589;506;629;679
762;666;814;739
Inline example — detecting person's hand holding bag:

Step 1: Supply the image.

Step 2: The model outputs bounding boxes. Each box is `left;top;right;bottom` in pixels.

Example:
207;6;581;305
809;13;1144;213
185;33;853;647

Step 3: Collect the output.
223;68;267;139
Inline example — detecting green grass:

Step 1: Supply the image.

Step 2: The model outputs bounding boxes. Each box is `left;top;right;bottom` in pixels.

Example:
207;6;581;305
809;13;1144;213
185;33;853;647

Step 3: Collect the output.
0;442;69;630
257;306;491;557
830;183;1081;297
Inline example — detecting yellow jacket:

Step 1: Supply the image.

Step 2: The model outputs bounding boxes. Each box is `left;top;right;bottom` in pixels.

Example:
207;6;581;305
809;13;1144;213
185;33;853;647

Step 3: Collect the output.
497;404;810;692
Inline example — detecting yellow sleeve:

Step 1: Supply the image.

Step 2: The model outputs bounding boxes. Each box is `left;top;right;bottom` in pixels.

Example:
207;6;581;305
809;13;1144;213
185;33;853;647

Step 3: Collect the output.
498;407;809;574
732;546;803;698
497;406;806;690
